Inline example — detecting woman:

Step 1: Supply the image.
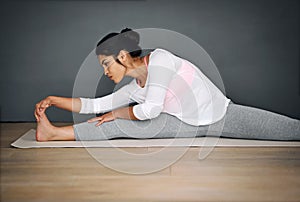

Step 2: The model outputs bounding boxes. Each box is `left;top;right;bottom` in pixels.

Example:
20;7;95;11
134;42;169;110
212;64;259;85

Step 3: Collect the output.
34;28;300;141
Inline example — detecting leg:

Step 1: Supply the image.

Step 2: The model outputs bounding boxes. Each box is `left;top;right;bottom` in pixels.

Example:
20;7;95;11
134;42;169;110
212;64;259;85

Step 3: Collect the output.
74;113;204;141
36;113;75;141
74;102;300;141
220;102;300;140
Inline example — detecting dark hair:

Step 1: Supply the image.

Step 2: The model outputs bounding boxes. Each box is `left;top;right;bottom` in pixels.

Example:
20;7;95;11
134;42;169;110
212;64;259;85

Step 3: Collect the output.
95;28;142;57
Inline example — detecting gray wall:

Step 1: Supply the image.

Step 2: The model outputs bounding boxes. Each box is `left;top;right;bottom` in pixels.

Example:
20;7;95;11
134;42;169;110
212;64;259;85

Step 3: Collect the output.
0;0;299;122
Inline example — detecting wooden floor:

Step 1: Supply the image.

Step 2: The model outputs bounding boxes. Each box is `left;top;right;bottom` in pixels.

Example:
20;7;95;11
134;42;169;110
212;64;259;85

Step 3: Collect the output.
1;123;300;202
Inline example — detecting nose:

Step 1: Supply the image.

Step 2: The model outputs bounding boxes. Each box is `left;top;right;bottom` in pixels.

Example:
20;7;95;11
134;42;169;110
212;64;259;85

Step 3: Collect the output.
104;67;109;76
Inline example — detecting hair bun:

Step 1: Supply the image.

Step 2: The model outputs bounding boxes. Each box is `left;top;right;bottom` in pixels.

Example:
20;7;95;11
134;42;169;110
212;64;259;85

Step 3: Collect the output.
120;28;132;33
120;28;139;45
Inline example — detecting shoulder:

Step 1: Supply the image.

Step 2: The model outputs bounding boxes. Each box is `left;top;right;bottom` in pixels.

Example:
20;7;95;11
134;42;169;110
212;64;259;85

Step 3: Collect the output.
149;48;176;67
150;48;174;58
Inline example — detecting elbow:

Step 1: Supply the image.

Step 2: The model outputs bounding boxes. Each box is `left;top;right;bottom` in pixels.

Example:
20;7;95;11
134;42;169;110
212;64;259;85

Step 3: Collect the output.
133;103;164;120
144;105;163;119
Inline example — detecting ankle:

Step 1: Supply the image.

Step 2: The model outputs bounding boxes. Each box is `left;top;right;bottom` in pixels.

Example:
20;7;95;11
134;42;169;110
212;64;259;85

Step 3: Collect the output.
47;125;58;140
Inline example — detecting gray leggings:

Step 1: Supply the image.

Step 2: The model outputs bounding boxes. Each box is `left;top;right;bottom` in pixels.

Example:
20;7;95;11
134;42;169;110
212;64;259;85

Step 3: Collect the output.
74;102;300;141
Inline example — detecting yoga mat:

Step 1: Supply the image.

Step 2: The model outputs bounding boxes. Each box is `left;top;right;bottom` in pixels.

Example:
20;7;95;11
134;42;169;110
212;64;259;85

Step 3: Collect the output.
11;129;300;148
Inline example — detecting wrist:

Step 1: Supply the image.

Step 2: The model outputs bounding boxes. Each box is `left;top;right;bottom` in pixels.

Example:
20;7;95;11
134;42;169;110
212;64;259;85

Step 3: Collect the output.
47;96;55;106
112;109;121;119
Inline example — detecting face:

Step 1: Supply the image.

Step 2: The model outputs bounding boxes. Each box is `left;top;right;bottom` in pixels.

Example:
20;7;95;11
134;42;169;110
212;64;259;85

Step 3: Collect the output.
98;55;126;83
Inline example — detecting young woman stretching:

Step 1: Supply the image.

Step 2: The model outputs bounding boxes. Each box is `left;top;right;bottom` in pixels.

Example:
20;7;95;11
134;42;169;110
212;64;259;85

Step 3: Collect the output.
34;28;300;141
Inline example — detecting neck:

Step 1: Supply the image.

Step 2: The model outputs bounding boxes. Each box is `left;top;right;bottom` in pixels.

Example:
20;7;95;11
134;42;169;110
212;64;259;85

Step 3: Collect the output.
125;55;149;81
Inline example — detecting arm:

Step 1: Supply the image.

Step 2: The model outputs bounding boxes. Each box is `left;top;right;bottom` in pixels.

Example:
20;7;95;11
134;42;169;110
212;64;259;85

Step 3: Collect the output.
34;96;81;121
35;83;137;122
79;84;135;114
114;106;138;120
37;96;81;112
132;49;176;120
50;96;81;112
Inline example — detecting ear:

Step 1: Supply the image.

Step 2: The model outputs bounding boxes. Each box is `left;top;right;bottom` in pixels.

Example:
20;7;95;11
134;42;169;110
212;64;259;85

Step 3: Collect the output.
117;50;129;63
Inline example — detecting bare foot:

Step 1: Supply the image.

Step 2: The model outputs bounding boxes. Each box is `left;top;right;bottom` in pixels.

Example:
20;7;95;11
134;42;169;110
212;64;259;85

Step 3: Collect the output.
36;113;56;142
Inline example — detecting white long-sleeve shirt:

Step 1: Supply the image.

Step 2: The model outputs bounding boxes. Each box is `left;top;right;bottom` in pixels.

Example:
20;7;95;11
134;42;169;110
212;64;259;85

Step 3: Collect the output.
79;48;231;126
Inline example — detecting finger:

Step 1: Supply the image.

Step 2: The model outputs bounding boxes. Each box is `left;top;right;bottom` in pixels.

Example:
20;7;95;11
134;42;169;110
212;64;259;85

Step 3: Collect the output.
36;103;44;112
37;101;50;113
37;108;43;116
88;117;102;123
40;107;46;114
38;106;48;114
34;110;37;120
34;110;40;122
35;109;41;120
35;103;41;114
95;117;114;126
95;120;105;127
87;118;97;122
40;103;50;108
34;109;39;118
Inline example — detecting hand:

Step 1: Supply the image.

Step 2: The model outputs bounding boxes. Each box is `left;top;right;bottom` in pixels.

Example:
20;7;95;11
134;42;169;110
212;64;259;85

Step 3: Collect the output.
87;111;116;126
34;96;52;121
